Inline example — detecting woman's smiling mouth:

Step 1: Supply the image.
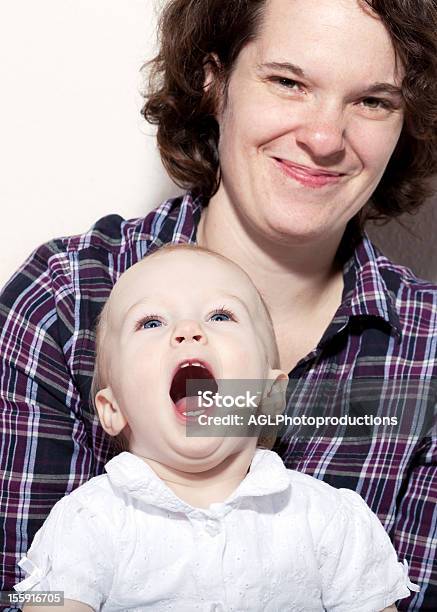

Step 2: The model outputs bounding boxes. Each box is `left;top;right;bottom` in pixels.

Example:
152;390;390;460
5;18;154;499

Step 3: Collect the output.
273;158;345;188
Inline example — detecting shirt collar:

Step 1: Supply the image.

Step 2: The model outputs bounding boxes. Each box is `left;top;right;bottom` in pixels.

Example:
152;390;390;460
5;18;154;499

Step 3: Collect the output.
342;232;401;336
104;449;290;516
318;231;402;348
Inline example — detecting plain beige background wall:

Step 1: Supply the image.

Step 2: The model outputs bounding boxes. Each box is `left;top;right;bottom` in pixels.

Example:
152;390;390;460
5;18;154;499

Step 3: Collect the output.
0;0;179;290
0;0;436;290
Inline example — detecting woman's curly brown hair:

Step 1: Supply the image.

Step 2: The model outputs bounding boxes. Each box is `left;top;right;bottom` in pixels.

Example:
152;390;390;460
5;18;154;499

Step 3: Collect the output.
142;0;437;223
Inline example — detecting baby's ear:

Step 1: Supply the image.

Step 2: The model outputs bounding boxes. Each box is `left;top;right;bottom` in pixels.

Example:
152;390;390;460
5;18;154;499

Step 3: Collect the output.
260;370;289;417
95;387;127;436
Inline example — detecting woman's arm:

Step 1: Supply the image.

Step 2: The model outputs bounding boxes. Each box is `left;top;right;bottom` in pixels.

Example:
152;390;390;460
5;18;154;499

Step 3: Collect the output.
0;240;98;593
382;607;397;611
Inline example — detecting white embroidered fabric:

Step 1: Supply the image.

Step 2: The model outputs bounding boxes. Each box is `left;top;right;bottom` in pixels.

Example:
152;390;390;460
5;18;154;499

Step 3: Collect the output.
14;449;419;611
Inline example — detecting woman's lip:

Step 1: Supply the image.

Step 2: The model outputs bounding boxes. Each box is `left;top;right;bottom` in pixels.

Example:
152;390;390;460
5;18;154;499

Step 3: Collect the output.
274;158;344;187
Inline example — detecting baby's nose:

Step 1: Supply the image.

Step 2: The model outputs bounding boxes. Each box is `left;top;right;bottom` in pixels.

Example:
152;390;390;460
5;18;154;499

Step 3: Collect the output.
171;320;206;345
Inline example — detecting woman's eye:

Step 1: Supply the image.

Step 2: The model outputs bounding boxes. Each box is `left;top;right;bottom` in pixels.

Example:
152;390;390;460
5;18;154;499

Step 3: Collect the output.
361;97;392;111
209;308;236;322
270;76;302;91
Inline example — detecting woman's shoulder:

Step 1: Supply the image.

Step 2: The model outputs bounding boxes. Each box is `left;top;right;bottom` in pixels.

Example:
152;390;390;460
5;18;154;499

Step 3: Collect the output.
61;192;197;257
0;193;192;347
366;236;437;294
354;235;437;337
1;192;192;297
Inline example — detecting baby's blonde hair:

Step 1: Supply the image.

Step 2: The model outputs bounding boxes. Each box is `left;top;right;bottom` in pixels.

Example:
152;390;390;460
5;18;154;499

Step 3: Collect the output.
90;243;282;453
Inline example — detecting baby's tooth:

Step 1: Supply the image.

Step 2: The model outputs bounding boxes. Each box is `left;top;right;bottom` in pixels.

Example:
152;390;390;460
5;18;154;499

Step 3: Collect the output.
182;410;205;417
179;361;206;369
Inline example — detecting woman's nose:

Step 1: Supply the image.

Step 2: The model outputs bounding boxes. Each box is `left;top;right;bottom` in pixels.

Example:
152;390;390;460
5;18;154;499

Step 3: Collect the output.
171;320;206;345
294;108;346;161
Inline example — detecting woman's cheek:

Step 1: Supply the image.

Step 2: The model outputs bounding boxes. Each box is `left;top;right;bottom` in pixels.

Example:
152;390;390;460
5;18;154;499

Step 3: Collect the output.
350;117;403;174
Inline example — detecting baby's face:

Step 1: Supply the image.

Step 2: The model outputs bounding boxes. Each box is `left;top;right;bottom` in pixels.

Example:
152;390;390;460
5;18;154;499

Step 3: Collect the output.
96;249;283;472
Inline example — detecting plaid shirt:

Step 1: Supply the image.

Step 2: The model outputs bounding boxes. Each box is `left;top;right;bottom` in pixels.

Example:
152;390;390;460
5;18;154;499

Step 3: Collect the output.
1;192;436;611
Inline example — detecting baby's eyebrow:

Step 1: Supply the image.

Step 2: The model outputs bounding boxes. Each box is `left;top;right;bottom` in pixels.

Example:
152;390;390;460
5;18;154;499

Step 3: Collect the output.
213;292;252;316
123;297;157;320
121;292;252;320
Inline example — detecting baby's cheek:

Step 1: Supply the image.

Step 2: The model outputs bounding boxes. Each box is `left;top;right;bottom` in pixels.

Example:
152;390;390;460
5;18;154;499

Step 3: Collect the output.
227;340;267;377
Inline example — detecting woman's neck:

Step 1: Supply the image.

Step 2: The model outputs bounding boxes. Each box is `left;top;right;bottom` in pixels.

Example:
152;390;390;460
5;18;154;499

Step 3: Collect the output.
196;191;345;325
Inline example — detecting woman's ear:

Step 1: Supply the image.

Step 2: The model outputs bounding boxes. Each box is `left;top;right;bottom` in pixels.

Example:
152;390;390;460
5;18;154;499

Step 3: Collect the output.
203;53;225;117
203;53;221;85
95;387;127;436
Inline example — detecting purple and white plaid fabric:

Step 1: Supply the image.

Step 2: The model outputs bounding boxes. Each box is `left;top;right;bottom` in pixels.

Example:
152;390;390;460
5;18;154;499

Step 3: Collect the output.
1;192;436;611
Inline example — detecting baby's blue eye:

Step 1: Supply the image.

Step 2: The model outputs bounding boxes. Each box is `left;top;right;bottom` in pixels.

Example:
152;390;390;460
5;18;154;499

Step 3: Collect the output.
210;313;230;322
141;318;162;329
209;308;236;322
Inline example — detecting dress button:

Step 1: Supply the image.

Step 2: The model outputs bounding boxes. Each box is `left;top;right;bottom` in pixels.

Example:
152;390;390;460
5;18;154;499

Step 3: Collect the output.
205;520;221;536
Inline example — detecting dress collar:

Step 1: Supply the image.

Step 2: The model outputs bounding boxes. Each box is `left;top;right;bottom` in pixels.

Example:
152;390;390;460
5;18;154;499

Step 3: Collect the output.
104;449;290;517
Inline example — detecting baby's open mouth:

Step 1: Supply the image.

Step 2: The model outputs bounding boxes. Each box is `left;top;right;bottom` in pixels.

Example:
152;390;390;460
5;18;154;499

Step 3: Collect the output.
170;361;218;418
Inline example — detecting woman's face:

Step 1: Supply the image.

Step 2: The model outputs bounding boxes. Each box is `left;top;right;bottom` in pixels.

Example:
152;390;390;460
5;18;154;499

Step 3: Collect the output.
214;0;405;246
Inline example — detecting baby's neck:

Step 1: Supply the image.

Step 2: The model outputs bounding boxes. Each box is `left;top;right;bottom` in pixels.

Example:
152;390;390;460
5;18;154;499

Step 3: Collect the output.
138;448;255;509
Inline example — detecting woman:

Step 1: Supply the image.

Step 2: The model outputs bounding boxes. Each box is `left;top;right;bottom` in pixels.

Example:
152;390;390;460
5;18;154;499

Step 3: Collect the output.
1;0;436;610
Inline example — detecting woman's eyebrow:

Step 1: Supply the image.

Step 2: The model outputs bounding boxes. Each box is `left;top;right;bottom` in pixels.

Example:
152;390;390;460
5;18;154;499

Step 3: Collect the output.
256;61;307;78
361;82;403;98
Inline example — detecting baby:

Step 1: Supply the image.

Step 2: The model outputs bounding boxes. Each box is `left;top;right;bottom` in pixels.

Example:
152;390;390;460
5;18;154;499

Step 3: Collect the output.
14;245;418;611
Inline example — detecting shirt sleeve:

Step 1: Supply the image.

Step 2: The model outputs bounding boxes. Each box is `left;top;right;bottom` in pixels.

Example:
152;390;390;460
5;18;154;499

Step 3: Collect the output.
0;239;108;601
13;493;114;611
392;435;437;611
318;488;419;612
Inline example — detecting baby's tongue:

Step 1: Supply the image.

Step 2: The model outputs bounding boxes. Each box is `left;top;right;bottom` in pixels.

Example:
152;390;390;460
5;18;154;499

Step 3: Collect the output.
174;396;199;416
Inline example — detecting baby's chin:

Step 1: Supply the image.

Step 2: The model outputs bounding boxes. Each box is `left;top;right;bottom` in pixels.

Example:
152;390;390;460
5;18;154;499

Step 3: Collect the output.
166;438;233;472
141;438;253;474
